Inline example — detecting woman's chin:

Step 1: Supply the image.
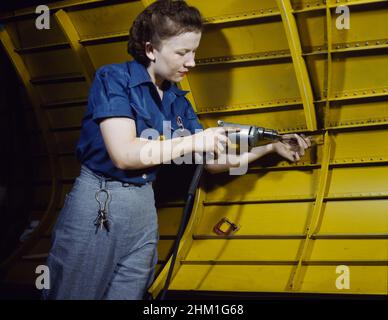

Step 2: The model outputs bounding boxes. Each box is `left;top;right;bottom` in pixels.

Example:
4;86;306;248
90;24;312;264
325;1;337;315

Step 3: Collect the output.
169;75;184;83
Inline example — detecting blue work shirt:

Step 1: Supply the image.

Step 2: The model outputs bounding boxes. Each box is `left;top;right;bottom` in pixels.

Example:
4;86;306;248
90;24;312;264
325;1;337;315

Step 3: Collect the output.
76;60;203;184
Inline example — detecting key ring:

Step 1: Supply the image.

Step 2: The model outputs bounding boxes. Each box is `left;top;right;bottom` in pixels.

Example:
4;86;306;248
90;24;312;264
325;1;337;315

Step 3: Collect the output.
95;188;111;212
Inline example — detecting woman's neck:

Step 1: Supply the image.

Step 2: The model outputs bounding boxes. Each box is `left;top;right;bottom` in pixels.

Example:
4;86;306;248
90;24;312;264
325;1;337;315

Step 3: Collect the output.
146;64;165;90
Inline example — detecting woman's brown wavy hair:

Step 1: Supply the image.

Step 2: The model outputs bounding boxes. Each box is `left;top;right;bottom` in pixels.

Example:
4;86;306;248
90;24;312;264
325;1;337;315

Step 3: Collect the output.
128;0;203;66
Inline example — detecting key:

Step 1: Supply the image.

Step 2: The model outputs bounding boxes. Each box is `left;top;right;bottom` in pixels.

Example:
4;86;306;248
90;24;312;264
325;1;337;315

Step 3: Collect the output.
94;209;110;232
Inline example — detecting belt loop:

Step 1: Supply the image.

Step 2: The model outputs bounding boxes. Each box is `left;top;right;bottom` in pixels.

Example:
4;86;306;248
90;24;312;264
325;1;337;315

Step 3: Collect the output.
99;178;108;190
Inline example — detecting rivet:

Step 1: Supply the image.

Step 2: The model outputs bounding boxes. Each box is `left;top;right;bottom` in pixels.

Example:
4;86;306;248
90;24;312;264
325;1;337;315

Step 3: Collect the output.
336;45;340;49
355;43;360;47
376;41;380;45
345;44;350;48
365;41;369;46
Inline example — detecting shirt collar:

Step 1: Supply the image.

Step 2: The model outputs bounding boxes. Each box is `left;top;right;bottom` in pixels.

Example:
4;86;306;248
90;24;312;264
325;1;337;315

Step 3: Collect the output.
127;60;189;96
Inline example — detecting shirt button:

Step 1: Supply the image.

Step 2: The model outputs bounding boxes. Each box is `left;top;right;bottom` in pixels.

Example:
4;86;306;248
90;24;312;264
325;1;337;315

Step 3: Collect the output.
142;174;147;179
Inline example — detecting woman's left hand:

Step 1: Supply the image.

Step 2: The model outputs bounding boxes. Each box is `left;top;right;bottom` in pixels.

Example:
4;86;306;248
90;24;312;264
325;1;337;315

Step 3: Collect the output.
271;133;311;162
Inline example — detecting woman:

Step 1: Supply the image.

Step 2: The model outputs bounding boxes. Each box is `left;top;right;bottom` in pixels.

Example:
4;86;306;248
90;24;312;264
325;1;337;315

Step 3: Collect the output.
43;0;310;300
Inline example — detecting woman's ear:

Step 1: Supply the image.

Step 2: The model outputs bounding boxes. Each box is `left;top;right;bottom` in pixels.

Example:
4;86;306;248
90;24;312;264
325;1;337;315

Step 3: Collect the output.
145;42;156;62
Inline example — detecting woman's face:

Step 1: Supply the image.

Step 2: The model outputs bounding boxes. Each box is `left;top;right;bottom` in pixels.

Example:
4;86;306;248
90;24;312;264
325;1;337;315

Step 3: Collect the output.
146;31;202;83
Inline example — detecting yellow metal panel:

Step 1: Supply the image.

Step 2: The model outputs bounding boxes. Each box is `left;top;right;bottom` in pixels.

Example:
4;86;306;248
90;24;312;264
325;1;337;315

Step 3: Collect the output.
331;54;388;94
304;55;326;99
187;0;279;19
206;170;318;202
295;11;326;51
328;166;388;197
67;2;143;38
331;5;388;46
301;266;388;295
331;129;388;161
185;239;301;261
36;82;89;104
327;100;388;128
10;17;67;48
157;207;184;236
23;49;83;78
197;20;288;60
158;240;175;262
86;42;131;69
310;240;388;260
170;265;295;292
319;200;388;234
46;105;85;129
189;62;300;111
196;203;314;235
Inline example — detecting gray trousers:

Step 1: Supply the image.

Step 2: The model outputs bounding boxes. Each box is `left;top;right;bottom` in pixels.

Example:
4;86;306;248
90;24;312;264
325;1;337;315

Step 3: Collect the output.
42;165;159;300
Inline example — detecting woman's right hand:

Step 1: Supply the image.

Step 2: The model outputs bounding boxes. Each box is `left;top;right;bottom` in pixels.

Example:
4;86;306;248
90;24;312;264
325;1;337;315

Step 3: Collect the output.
191;127;236;156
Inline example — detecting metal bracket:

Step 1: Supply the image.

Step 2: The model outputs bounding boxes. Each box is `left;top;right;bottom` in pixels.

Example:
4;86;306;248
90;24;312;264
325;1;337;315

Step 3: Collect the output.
213;217;240;236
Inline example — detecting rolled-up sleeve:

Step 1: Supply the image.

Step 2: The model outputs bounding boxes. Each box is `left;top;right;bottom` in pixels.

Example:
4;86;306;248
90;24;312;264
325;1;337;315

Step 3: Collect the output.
91;67;135;123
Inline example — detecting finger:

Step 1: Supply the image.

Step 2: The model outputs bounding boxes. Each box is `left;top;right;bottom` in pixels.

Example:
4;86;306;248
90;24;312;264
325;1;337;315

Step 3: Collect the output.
216;133;228;144
300;134;311;147
304;135;311;147
281;133;293;140
294;134;308;151
222;126;241;133
226;136;233;146
217;141;225;152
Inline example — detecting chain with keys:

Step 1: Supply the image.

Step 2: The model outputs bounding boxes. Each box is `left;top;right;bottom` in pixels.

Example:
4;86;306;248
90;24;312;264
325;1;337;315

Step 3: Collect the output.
94;187;111;233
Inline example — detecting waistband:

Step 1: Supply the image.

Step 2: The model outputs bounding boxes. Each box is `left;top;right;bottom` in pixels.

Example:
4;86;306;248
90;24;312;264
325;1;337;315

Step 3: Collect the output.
79;165;149;189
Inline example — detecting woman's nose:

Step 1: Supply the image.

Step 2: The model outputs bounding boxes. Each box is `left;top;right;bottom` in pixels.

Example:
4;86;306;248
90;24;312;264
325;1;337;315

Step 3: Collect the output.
184;53;196;68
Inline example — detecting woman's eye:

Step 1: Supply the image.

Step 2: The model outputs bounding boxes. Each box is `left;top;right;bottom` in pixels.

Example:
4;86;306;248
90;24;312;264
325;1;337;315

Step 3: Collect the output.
177;52;186;56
